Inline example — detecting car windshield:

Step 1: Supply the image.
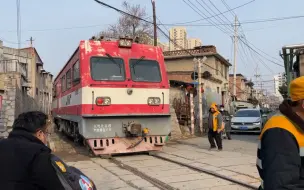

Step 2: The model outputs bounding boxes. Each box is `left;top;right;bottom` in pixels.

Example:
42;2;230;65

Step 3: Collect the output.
90;57;125;81
129;59;161;82
235;110;260;117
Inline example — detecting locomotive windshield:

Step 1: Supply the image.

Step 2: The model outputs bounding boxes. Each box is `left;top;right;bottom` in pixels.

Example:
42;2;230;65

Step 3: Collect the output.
129;59;161;82
90;57;125;81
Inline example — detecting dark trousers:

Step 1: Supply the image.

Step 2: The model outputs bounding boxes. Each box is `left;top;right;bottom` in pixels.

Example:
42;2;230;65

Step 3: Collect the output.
208;129;223;149
226;131;231;140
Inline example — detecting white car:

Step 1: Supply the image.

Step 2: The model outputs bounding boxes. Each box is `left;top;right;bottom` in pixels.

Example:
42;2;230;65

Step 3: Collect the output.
231;109;266;133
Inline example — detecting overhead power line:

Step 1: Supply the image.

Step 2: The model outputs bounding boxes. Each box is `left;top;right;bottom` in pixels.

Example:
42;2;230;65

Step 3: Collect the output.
0;24;111;33
182;0;232;35
93;0;284;73
93;0;226;76
93;0;154;24
238;37;284;67
160;14;304;26
0;37;26;45
2;14;304;34
168;0;255;25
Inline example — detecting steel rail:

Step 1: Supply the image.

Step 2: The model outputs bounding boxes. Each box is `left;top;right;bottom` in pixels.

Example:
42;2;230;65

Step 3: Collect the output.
153;154;258;189
110;158;177;190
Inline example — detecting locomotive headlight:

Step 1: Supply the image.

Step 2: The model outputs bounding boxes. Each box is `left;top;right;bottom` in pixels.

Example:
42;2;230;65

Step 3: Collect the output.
118;38;132;48
96;97;111;106
147;97;161;106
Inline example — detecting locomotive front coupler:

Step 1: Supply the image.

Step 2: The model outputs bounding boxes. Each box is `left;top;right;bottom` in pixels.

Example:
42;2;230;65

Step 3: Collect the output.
127;127;150;149
123;121;143;137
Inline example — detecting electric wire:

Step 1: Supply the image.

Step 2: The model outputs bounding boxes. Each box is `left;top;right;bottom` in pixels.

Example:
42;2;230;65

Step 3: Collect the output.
166;0;255;25
182;0;231;35
93;0;277;94
195;0;233;32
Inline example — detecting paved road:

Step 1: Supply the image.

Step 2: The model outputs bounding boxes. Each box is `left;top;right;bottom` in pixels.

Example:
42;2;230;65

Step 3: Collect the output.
230;134;259;144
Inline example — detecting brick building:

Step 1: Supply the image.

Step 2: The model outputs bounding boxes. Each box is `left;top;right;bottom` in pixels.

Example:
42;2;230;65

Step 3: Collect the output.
229;74;254;101
0;40;53;138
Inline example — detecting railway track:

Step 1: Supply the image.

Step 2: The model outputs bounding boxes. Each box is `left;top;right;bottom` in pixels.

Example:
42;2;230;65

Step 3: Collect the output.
106;154;258;190
51;127;259;189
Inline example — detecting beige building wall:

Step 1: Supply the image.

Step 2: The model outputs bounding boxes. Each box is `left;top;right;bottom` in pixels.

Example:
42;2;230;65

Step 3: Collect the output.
0;40;53;138
187;38;202;49
165;56;229;93
169;27;187;51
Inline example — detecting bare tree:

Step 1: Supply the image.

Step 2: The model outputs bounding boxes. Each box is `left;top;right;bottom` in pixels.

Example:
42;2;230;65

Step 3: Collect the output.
99;1;153;44
279;83;288;99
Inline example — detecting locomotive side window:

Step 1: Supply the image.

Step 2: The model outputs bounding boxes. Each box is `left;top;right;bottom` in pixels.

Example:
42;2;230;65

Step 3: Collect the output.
129;59;161;82
90;57;125;81
73;60;80;85
66;69;72;90
61;75;66;92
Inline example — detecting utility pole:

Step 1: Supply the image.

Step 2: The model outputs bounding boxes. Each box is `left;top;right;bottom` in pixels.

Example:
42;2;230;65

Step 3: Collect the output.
233;15;238;102
254;65;260;98
151;0;157;46
197;58;202;134
198;57;206;135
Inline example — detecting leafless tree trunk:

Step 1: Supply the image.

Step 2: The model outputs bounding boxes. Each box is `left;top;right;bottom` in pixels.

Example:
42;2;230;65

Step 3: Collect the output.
98;1;153;44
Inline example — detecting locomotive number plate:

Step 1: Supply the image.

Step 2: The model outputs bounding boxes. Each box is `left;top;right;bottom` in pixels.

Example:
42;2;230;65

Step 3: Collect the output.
93;124;112;133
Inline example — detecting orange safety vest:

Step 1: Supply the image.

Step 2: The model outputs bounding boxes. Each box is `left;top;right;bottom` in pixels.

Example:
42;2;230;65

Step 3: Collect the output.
256;112;304;189
212;111;224;132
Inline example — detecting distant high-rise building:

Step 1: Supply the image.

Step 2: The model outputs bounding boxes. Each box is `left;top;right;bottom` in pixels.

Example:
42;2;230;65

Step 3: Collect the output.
169;27;187;51
159;42;169;52
141;34;169;51
274;73;286;97
187;38;202;49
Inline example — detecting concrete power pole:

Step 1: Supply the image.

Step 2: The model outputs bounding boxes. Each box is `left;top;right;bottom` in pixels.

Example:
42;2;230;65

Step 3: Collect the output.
197;58;202;134
151;0;157;46
233;16;238;102
198;57;206;134
254;65;260;98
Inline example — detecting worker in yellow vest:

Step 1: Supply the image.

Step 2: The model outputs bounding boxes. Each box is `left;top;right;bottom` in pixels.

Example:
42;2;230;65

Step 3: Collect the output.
256;76;304;190
208;103;223;151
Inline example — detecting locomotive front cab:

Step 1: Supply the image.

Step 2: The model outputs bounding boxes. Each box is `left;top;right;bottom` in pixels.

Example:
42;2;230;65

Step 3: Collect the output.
80;38;171;156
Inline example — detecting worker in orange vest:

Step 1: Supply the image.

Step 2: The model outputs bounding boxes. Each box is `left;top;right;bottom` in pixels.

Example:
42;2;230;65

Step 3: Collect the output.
208;103;223;151
257;76;304;189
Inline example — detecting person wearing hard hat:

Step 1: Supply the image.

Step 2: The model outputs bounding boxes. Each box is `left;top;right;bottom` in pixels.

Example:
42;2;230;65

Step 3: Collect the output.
256;76;304;190
208;103;223;151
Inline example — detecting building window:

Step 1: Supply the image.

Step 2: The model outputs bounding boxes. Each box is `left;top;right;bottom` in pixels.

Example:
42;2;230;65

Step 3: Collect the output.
72;60;80;85
221;63;224;77
36;88;38;96
216;60;219;75
61;75;66;92
66;69;72;90
217;87;220;94
224;66;227;79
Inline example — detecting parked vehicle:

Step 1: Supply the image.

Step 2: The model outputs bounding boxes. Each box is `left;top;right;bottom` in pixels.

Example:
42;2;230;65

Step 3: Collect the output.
231;109;267;133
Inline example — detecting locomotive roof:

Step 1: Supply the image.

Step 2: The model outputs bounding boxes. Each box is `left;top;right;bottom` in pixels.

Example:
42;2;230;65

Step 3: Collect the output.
54;39;162;82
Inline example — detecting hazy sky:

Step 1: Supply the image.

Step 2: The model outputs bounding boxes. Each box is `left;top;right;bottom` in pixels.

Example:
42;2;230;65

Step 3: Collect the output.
1;0;303;93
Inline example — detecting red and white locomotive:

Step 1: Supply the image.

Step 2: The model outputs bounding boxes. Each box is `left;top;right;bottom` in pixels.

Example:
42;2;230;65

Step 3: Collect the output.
52;37;171;156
